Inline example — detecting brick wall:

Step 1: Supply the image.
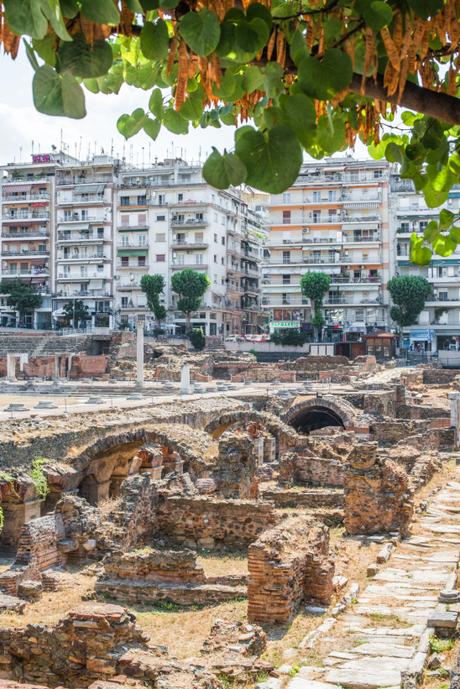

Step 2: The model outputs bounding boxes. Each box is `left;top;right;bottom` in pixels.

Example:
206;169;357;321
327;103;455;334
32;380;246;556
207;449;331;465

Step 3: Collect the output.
69;354;108;378
156;495;278;548
248;515;334;624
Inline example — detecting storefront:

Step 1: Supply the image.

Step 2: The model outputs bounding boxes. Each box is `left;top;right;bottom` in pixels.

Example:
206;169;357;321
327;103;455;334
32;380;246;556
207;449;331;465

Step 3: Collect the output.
406;328;437;353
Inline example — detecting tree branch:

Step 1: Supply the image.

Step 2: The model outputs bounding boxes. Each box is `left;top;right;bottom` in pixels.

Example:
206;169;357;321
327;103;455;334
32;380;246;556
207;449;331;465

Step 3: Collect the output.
350;73;460;126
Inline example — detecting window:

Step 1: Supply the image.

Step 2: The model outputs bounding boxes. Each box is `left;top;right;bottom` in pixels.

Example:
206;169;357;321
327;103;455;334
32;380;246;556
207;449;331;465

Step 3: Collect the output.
137;213;146;225
214;233;218;243
282;293;289;305
282;192;291;203
282;250;290;264
122;235;129;246
283;274;291;284
81;210;88;220
97;227;104;238
328;190;336;202
313;191;320;202
196;232;204;242
196;212;204;221
373;169;383;178
221;257;225;265
282;210;291;224
214;254;217;263
138;256;146;266
120;196;130;206
221;236;225;246
158;194;165;205
97;264;103;272
156;254;165;262
121;256;129;267
178;193;183;202
155;233;166;242
156;215;166;221
121;297;128;307
137;195;147;205
64;210;72;221
138;235;146;245
313;211;320;223
196;254;204;264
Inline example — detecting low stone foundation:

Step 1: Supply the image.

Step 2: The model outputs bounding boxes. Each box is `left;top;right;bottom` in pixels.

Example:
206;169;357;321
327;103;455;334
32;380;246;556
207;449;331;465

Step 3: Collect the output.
156;495;278;549
247;515;334;624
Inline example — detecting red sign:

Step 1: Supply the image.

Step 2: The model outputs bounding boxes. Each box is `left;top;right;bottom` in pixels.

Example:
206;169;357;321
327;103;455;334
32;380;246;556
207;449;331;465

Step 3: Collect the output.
32;154;51;163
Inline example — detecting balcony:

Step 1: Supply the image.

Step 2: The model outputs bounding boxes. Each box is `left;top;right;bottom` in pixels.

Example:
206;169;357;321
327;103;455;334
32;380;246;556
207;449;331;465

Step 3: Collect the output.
56;272;110;281
4;269;49;278
292;172;385;187
57;215;111;224
117;243;148;250
171;261;208;270
58;194;108;206
117;282;142;291
2;249;49;257
57;232;107;242
117;263;149;271
58;254;109;262
172;240;209;249
1;230;49;239
56;175;112;186
2;211;49;221
55;290;113;298
171;217;208;227
2;193;50;203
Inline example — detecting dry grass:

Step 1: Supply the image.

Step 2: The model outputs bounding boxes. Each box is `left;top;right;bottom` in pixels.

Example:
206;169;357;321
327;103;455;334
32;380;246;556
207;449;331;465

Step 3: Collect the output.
197;551;248;577
133;599;247;658
0;570;96;629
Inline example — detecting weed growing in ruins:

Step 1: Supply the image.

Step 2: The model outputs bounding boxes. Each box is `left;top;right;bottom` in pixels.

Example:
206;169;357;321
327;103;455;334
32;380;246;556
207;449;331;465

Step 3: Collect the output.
430;636;454;653
28;457;49;500
288;665;301;677
216;673;237;688
368;613;412;628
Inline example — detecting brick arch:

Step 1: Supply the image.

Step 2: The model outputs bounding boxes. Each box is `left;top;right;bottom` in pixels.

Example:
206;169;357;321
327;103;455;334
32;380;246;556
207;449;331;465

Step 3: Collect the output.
65;424;210;504
204;409;298;443
283;395;363;434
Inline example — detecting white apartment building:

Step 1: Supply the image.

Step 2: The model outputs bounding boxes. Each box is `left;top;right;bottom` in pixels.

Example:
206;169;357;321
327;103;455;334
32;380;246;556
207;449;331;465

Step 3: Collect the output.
263;158;391;336
54;157;116;328
391;173;460;350
115;160;266;335
0;154;266;335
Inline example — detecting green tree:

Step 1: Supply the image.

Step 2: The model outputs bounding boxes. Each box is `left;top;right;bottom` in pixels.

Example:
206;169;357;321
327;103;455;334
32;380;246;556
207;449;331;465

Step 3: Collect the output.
387;275;432;328
62;300;91;328
140;274;167;327
300;272;331;341
171;269;210;332
0;280;42;326
2;2;460;262
189;328;206;350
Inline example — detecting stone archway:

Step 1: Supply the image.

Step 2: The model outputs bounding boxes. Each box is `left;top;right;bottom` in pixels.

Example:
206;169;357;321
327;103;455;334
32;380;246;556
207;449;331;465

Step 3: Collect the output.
283;396;361;435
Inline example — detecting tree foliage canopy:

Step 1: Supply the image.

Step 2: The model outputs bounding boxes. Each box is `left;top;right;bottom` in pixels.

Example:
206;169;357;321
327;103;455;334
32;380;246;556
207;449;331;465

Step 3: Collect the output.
300;271;331;305
62;298;91;327
171;268;210;326
2;1;460;260
140;273;166;323
387;274;432;327
0;280;43;318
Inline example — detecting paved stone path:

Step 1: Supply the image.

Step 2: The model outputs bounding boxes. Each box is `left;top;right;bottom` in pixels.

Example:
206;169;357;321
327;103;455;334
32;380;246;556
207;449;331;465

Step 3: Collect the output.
257;473;460;689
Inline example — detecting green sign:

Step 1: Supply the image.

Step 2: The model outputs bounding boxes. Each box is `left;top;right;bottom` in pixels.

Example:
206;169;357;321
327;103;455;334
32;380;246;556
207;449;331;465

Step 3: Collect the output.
270;320;299;330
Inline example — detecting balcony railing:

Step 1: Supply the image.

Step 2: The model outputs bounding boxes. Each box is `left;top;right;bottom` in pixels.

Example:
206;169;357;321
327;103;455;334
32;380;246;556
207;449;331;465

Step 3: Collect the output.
57;272;110;280
56;176;112;186
171;217;208;226
172;241;209;248
58;194;107;205
58;254;108;261
58;215;110;223
55;290;113;297
2;212;49;221
1;230;49;238
2;250;49;257
57;232;106;242
2;193;50;202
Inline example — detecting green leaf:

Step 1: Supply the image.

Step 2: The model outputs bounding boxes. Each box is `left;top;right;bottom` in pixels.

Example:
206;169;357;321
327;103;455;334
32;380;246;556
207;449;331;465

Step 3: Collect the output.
298;49;352;99
126;0;144;11
58;34;113;78
180;88;204;121
163;108;189;134
433;234;457;257
279;93;316;149
4;0;49;39
264;62;284;99
33;65;86;118
140;20;170;60
143;117;161;140
60;0;79;18
243;66;265;93
235;125;302;193
385;142;404;163
423;220;440;242
407;0;443;18
356;0;393;31
203;149;247;189
81;0;119;23
149;88;163;118
449;227;460;244
117;108;147;138
246;3;272;31
410;244;432;266
33;35;57;66
439;209;455;230
424;184;449;208
179;9;221;56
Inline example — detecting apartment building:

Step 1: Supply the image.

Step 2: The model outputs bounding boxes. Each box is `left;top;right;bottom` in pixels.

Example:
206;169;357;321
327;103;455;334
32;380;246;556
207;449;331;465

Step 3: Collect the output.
0;153;66;328
263;158;391;335
0;154;266;335
391;174;460;349
114;160;266;335
54;157;116;328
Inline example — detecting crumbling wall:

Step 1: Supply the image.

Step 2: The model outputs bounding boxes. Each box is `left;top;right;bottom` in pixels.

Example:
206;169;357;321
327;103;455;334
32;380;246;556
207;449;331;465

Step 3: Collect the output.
344;442;414;536
279;451;345;487
156;495;278;548
213;430;259;498
247;515;334;624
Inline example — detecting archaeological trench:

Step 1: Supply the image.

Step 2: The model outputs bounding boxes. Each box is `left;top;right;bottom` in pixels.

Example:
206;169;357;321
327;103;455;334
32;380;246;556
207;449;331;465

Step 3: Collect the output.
1;338;460;688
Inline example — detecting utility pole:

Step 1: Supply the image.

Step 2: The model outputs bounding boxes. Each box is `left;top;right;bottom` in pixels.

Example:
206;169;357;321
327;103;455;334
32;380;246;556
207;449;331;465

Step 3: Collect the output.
136;313;145;387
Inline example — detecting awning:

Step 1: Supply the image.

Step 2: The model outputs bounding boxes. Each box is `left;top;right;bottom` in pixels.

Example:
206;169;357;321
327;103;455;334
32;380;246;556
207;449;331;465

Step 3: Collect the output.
74;183;105;194
117;249;148;257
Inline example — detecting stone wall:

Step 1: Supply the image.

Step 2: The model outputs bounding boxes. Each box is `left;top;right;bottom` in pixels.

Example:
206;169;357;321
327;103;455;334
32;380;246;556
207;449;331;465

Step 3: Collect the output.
279;451;345;488
247;515;334;624
156;495;278;548
344;443;414;536
69;354;108;378
231;367;296;383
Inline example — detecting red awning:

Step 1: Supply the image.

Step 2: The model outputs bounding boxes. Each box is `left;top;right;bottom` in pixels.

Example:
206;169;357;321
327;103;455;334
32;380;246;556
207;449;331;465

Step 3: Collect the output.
3;184;32;192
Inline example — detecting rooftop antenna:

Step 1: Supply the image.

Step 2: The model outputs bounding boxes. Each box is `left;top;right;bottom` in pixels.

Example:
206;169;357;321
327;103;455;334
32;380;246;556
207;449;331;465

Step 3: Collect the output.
148;142;151;164
110;139;114;158
31;140;35;156
19;146;22;162
142;146;145;169
78;136;82;160
60;128;64;152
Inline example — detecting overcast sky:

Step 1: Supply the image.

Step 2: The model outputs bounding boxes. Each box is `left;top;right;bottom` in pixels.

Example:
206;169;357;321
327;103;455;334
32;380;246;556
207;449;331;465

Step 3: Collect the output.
1;50;371;167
